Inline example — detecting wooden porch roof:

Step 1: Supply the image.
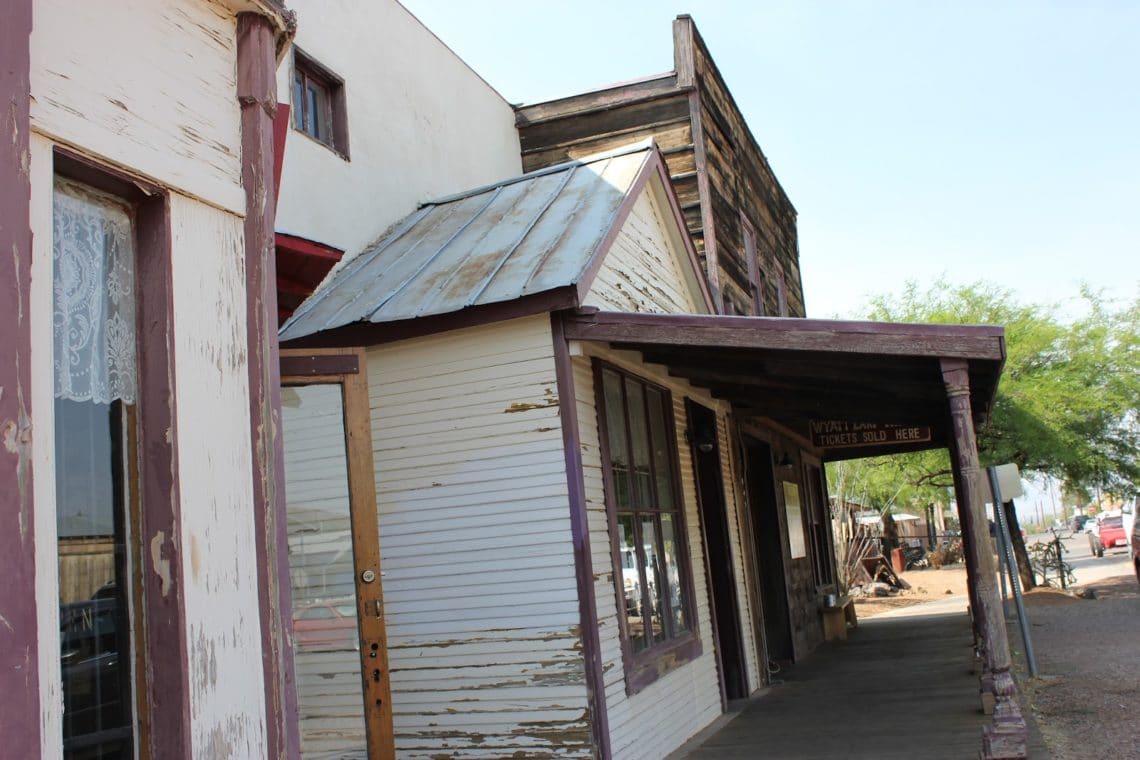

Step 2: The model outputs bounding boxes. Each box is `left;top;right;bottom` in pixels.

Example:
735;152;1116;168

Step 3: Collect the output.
562;309;1006;461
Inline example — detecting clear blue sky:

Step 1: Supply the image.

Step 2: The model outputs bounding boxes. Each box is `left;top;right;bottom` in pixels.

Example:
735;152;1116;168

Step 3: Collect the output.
400;0;1139;320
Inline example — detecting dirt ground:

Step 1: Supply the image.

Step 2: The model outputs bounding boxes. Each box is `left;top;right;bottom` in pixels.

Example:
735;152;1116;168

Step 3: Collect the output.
858;565;1140;759
1015;574;1140;760
852;564;972;617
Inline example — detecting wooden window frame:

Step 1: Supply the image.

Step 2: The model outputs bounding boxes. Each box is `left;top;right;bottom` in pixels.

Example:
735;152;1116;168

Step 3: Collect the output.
774;259;788;317
291;48;350;159
740;212;765;316
52;148;188;759
593;360;701;695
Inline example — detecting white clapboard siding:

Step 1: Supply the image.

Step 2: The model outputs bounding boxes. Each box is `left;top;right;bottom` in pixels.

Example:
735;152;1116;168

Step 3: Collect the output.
368;316;592;758
583;184;703;315
573;348;723;759
168;194;267;757
29;0;245;214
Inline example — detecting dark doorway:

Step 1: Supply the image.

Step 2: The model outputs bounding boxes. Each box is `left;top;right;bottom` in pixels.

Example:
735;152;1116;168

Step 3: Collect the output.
686;401;748;701
744;439;794;663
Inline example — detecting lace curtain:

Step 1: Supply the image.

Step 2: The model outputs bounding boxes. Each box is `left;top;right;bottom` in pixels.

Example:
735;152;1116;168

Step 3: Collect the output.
53;179;137;405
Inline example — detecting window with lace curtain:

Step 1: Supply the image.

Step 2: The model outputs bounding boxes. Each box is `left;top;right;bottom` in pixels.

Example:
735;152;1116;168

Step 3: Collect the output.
54;177;139;759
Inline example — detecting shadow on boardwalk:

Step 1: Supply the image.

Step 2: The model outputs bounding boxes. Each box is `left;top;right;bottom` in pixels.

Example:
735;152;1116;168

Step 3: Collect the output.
673;606;1049;759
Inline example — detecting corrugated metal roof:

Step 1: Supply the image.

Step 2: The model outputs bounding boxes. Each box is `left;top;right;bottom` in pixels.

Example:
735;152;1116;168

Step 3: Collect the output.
279;141;656;341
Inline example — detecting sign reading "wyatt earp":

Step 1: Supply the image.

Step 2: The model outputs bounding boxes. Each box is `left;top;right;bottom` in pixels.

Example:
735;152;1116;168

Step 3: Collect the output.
810;420;932;449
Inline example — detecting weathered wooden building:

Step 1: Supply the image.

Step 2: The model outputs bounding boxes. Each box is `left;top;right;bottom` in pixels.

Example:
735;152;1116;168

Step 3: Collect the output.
516;15;805;319
2;2;1028;758
278;141;1017;758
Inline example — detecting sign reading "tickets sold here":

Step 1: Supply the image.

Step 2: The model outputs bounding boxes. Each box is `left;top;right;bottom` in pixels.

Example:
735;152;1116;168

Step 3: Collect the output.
809;420;932;449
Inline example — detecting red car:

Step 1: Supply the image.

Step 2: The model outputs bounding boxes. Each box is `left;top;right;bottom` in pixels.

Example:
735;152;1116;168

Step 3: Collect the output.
292;601;359;652
1089;515;1127;558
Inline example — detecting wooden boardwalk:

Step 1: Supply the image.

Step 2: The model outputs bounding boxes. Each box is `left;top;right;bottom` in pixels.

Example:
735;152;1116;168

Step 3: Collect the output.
674;606;1048;759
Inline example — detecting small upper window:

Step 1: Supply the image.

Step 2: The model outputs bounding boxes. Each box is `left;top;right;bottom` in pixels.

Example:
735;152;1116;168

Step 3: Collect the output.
292;49;349;158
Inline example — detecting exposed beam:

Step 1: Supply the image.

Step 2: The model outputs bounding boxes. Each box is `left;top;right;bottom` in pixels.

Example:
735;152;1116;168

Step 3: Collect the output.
566;311;1006;361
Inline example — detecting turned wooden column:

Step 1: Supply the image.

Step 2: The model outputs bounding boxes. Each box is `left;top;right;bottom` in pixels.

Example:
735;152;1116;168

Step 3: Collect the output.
941;359;1026;760
950;459;984;649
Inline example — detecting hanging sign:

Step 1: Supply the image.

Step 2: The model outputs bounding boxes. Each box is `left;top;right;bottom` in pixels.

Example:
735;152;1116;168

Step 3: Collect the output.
809;420;932;449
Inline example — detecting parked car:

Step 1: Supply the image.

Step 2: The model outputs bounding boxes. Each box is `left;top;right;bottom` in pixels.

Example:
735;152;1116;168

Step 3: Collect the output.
292;600;359;652
1070;514;1094;533
1089;515;1127;558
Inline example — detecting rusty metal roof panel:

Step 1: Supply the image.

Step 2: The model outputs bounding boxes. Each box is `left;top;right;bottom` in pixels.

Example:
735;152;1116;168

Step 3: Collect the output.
279;143;654;341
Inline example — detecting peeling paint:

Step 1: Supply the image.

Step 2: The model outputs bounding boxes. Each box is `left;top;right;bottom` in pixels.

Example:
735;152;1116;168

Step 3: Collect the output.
504;398;559;413
149;530;172;596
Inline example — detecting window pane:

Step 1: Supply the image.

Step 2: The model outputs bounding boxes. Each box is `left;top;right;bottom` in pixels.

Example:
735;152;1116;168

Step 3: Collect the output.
660;513;689;634
293;71;304;130
640;515;666;644
617;514;647;653
54;179;137;759
602;370;631;510
626;381;653;508
645;387;675;510
306;82;327;141
282;383;368;757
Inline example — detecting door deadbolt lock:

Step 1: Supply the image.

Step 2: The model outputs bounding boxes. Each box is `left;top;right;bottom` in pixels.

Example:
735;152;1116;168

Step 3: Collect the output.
361;569;377;583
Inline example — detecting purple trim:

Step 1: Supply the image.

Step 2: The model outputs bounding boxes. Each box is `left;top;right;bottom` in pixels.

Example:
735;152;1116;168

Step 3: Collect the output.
0;1;39;754
551;314;611;760
565;309;1007;342
134;189;193;758
238;14;299;760
279;354;359;377
282;287;580;349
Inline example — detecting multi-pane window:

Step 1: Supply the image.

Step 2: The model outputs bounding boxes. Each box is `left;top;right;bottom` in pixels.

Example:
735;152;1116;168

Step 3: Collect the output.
53;178;139;758
597;365;694;659
292;50;349;157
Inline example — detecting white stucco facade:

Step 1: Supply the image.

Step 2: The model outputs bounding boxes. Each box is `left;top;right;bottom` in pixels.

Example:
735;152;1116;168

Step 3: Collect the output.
275;0;523;260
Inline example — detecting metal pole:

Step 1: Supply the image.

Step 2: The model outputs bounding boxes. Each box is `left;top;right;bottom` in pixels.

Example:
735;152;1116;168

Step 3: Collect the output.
995;521;1009;604
988;468;1037;677
1055;532;1066;590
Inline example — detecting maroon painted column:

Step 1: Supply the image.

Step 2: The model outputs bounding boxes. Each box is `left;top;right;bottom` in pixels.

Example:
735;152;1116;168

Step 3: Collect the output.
941;359;1026;760
238;13;300;759
950;458;983;648
0;1;40;756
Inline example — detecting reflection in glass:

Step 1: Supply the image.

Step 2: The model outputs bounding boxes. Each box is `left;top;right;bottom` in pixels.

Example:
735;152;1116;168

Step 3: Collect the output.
617;515;646;652
646;388;674;510
626;382;653;508
641;516;666;644
660;513;688;634
602;370;631;509
283;383;367;758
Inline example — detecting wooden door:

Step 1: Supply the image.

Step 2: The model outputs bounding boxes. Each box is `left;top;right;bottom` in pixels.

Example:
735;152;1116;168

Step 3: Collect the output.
280;349;394;759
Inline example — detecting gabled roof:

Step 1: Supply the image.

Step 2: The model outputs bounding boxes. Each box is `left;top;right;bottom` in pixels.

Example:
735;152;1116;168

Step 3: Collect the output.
279;140;710;342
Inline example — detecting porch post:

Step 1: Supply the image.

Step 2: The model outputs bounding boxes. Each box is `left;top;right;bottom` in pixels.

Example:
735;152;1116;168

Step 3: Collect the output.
941;359;1026;759
238;13;300;759
949;460;983;648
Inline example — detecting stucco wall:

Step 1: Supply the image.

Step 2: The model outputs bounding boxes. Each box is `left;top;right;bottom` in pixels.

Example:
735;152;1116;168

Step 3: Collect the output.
275;0;522;260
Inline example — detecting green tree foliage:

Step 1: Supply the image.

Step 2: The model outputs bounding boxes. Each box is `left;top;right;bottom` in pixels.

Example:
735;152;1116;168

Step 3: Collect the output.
829;280;1139;509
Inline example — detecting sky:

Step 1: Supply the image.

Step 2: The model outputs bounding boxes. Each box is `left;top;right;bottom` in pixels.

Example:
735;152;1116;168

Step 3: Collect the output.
399;0;1139;321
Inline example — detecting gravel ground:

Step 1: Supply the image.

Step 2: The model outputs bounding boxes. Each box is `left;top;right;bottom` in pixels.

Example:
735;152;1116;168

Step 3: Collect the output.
1014;573;1140;760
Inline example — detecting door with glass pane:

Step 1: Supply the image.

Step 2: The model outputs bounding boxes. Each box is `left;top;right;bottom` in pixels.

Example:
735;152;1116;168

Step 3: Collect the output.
280;350;393;759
